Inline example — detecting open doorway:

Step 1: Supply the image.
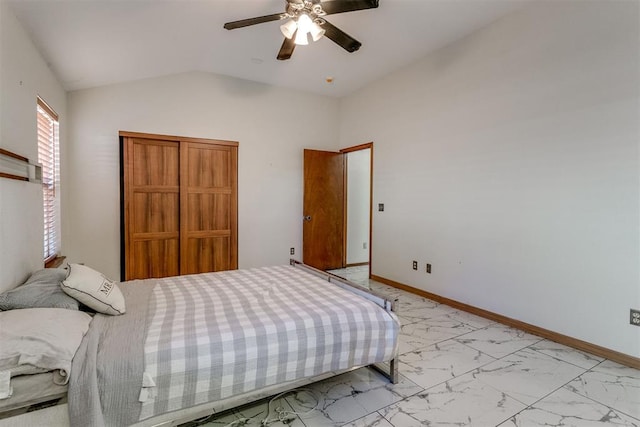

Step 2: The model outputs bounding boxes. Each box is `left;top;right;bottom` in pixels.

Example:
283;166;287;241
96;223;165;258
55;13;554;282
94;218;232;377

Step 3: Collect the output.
327;145;372;287
345;145;372;262
302;142;373;283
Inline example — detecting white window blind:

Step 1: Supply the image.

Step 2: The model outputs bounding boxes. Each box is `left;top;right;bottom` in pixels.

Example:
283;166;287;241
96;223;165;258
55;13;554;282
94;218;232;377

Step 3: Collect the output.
37;97;60;262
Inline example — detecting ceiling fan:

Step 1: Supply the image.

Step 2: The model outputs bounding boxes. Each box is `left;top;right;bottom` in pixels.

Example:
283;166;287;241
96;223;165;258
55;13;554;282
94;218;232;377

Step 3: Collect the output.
223;0;379;60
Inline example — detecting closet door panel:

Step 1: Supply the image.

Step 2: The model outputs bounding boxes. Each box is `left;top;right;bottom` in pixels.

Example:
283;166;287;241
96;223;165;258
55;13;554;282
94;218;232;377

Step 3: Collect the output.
130;239;180;279
124;137;180;280
182;237;231;275
132;140;179;186
186;193;231;231
132;192;180;233
186;145;232;188
181;142;237;274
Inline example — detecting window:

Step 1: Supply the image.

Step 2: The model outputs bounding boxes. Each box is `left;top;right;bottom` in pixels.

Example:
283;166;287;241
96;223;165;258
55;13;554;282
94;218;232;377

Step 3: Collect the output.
37;97;60;263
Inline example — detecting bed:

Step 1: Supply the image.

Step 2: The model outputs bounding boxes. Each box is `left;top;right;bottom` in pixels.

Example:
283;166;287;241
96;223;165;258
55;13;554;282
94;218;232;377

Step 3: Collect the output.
1;260;399;426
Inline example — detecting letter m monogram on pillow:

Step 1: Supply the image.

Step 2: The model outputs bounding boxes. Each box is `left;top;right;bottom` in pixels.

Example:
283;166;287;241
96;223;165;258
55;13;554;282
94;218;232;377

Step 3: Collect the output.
99;278;114;296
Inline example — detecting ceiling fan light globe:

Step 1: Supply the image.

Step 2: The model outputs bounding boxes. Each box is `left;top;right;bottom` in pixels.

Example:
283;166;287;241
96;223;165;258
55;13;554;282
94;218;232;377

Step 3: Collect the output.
280;19;297;39
294;29;309;45
296;13;313;35
310;22;325;42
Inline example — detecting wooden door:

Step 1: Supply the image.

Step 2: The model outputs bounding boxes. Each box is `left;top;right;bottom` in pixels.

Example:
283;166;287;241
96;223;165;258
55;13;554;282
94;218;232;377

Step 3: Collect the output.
180;141;238;274
123;137;180;280
303;149;344;270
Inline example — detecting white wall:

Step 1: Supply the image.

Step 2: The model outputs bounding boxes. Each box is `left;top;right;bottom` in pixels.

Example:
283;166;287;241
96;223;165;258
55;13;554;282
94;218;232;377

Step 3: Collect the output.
65;72;339;280
346;149;370;264
339;1;640;357
0;2;66;292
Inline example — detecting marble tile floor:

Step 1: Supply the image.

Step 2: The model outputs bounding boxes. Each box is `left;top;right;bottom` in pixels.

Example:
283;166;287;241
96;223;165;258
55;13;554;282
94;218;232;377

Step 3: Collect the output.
327;265;371;288
193;273;640;427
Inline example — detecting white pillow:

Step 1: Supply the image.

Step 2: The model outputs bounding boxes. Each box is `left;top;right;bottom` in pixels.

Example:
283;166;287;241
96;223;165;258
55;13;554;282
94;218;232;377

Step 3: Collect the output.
61;264;126;315
0;308;92;386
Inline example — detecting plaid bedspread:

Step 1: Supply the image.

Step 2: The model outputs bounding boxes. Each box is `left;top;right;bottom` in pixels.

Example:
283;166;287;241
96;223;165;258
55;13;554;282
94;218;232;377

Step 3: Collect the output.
139;265;399;420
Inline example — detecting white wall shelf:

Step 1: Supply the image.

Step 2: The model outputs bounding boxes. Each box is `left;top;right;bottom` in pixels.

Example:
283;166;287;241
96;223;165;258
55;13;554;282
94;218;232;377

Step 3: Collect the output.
0;148;42;183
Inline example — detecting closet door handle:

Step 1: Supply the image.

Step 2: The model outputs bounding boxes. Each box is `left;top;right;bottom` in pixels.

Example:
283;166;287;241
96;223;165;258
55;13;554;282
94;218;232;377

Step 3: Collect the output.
303;215;312;222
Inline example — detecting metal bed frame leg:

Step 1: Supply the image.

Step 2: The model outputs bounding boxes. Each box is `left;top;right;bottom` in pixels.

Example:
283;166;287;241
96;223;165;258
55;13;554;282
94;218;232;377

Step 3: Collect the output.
370;357;399;384
389;358;399;384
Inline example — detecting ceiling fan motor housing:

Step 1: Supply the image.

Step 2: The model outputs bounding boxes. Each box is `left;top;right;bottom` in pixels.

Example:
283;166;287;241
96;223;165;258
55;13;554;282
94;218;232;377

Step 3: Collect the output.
286;0;326;24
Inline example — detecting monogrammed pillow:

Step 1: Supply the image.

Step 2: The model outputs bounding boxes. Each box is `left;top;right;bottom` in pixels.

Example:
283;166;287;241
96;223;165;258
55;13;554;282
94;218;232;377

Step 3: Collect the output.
61;264;125;315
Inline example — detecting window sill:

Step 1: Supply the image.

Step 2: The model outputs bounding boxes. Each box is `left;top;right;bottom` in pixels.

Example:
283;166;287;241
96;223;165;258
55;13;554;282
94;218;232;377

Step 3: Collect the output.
45;256;66;269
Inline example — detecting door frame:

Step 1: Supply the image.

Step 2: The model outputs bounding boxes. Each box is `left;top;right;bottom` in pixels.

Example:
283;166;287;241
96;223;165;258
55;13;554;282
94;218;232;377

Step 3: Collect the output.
339;142;373;276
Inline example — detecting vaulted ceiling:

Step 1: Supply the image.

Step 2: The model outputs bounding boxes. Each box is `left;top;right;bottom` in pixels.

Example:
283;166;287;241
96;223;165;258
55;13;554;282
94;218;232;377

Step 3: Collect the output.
8;0;526;97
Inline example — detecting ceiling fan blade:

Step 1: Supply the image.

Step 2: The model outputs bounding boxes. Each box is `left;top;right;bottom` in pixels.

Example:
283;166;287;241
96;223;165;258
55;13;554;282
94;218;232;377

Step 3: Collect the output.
224;13;285;30
277;35;296;60
321;20;362;53
320;0;379;15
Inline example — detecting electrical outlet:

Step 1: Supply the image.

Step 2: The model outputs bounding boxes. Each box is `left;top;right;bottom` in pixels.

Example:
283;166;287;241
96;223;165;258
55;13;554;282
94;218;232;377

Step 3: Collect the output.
290;247;295;255
378;203;384;212
631;309;640;326
412;261;418;270
426;263;431;274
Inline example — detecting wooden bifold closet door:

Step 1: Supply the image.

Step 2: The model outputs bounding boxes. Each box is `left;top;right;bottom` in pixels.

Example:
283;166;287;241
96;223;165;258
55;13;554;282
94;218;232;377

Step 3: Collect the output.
121;131;238;281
